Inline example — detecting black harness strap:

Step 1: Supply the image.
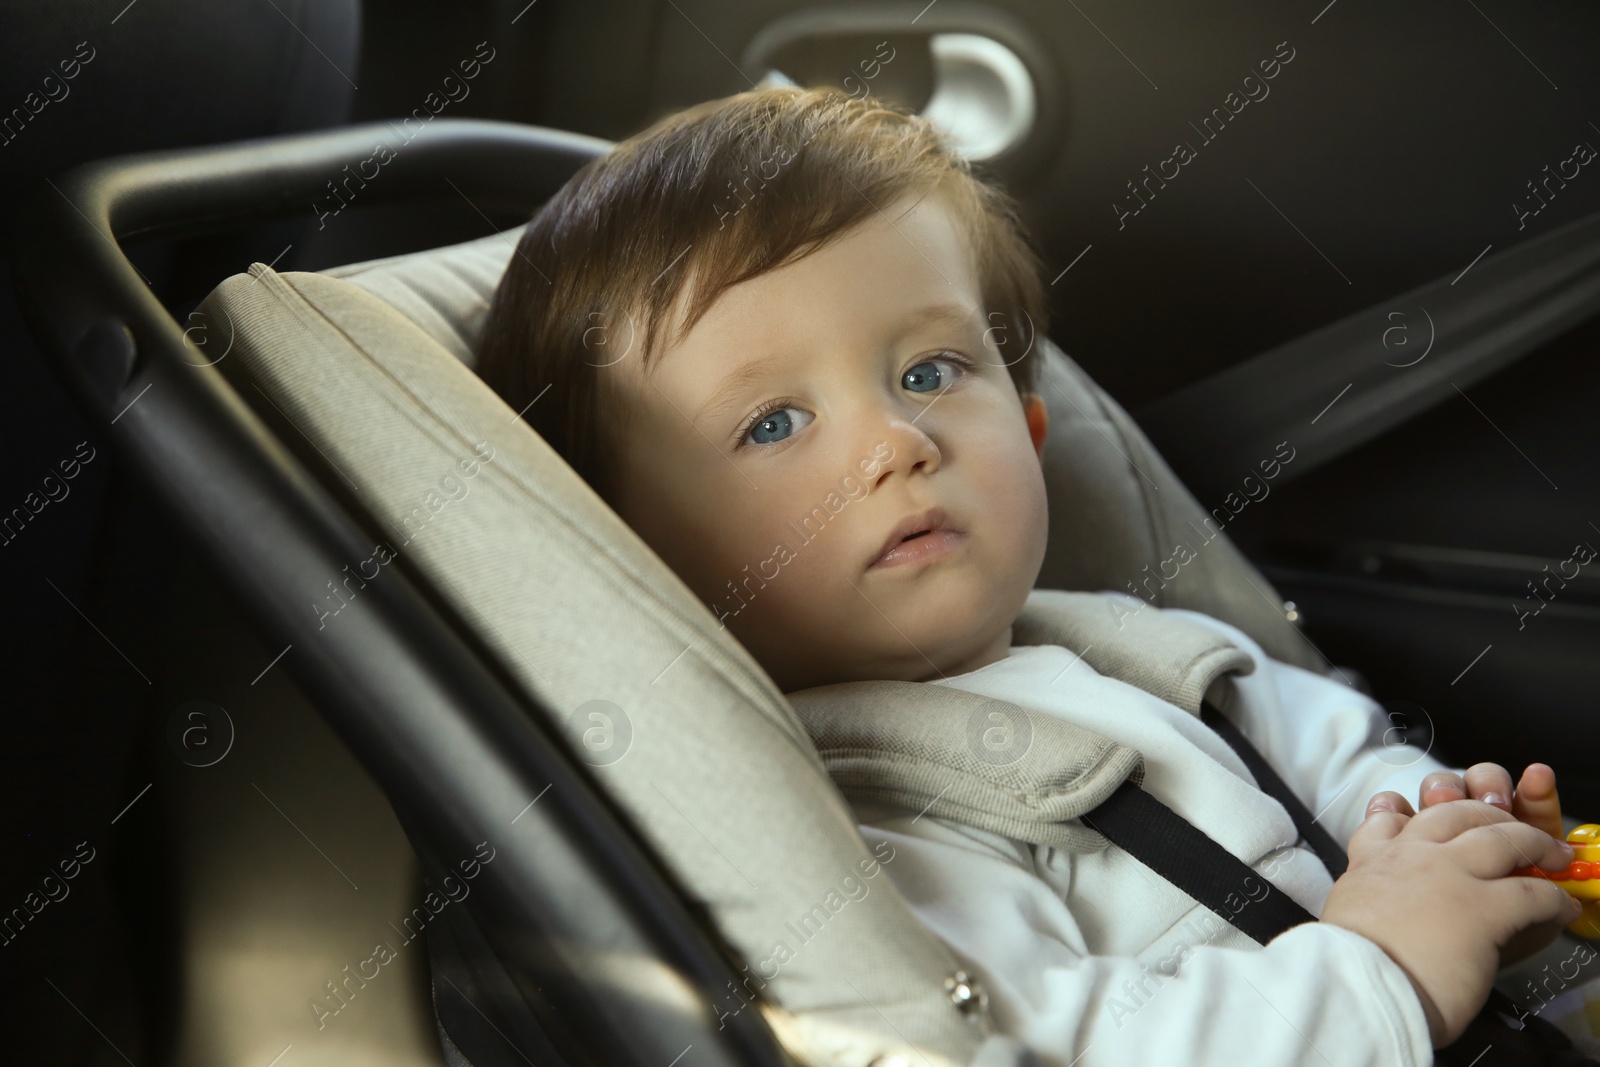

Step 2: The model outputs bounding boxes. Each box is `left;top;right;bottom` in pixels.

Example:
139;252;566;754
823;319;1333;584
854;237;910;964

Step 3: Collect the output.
1079;697;1348;946
1080;778;1318;945
1201;699;1350;879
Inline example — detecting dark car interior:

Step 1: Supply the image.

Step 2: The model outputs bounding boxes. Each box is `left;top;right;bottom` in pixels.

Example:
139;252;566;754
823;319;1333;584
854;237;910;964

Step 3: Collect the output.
5;1;1600;1063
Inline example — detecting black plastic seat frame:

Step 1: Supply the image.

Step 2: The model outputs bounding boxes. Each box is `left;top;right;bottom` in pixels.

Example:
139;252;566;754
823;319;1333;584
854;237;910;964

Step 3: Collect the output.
10;118;795;1067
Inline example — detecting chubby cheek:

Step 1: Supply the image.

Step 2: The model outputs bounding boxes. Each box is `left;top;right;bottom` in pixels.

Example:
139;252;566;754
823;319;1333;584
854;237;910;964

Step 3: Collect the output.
716;497;865;643
726;500;832;605
615;455;746;602
973;429;1050;577
675;505;766;604
647;475;788;607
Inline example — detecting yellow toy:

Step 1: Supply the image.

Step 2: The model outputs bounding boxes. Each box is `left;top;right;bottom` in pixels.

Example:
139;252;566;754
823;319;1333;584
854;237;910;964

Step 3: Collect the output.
1512;823;1600;939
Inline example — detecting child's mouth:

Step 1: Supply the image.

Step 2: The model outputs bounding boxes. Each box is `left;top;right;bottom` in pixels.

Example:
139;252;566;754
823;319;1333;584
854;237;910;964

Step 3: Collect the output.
870;528;967;570
867;506;967;570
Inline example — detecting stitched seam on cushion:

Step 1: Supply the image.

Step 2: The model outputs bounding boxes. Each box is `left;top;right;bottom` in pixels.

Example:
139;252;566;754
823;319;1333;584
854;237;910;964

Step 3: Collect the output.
818;744;1139;814
818;750;1044;809
1172;645;1251;710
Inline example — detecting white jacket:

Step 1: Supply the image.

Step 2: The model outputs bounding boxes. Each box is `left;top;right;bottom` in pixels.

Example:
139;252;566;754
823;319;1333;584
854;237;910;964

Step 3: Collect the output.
849;604;1448;1066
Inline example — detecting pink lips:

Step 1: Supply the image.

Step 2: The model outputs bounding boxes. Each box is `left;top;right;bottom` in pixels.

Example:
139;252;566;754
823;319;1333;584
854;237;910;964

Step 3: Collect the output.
869;507;966;570
871;529;966;569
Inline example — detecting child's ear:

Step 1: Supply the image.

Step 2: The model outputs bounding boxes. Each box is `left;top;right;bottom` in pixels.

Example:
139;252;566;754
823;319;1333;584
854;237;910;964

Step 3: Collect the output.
1022;392;1049;460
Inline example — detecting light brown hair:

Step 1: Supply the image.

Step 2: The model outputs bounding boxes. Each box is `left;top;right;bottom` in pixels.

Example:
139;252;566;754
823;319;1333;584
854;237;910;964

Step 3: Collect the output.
477;85;1048;504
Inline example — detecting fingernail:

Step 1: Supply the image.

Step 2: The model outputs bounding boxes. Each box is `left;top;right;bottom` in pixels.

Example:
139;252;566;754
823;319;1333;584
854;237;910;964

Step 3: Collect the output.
1482;792;1509;808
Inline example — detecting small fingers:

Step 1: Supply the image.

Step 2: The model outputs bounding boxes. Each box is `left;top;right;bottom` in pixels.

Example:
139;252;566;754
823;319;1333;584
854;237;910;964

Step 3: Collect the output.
1346;793;1414;864
1365;790;1416;817
1406;797;1521;843
1450;817;1574;879
1514;763;1565;841
1418;765;1516;811
1418;770;1468;810
1496;867;1586;936
1462;762;1516;812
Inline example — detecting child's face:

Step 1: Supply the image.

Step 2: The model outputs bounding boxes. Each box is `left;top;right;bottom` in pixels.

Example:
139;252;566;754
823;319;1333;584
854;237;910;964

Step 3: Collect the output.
606;189;1050;692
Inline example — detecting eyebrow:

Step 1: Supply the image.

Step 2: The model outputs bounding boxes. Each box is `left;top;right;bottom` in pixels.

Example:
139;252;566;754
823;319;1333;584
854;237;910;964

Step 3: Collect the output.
693;302;983;430
694;351;789;428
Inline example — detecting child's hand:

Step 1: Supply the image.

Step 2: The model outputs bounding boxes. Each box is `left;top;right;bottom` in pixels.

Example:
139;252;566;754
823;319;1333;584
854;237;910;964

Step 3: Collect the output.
1320;793;1579;1048
1416;762;1564;841
1381;773;1570;967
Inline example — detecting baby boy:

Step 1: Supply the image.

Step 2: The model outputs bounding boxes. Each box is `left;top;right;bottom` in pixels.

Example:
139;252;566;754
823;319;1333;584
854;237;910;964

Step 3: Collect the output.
477;85;1580;1064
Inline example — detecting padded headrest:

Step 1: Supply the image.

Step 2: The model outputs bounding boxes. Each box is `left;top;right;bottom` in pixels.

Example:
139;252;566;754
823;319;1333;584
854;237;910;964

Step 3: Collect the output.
323;230;518;368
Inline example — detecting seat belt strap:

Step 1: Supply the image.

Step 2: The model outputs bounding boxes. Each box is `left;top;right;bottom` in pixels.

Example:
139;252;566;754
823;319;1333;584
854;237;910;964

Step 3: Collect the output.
1080;779;1318;945
1200;699;1350;879
1081;697;1353;946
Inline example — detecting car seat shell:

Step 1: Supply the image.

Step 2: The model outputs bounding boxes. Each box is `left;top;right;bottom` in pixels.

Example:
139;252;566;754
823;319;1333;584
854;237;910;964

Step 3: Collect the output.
13;117;1318;1067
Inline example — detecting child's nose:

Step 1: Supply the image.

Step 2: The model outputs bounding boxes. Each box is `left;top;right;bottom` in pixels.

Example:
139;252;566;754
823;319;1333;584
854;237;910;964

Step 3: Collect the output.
860;412;942;489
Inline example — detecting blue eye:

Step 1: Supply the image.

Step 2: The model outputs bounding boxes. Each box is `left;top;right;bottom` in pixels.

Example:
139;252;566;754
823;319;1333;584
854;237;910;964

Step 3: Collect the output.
740;403;813;447
732;353;975;450
903;355;971;394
